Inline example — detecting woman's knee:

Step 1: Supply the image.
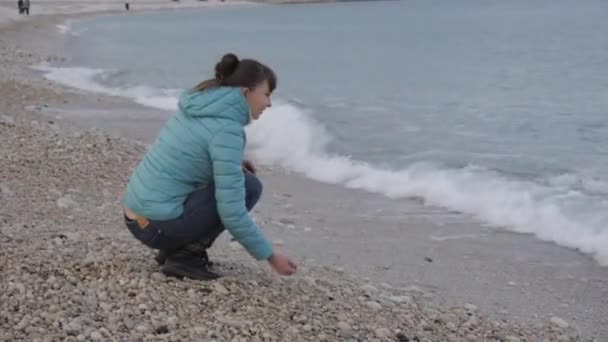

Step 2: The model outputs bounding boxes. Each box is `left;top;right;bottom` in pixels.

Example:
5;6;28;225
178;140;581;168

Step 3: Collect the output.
244;172;263;210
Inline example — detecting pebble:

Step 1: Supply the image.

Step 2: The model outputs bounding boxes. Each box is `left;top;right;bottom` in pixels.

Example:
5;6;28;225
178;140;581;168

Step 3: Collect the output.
56;195;79;209
550;317;569;329
0;183;13;196
90;331;103;341
446;322;457;332
360;284;378;293
66;318;82;333
375;327;390;338
505;336;521;342
388;295;411;304
303;276;316;286
167;316;179;327
135;324;150;333
337;321;353;337
464;303;478;312
366;301;382;311
213;283;230;295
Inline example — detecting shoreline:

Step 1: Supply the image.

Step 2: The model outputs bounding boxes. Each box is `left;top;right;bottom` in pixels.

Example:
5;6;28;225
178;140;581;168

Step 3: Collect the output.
0;2;606;341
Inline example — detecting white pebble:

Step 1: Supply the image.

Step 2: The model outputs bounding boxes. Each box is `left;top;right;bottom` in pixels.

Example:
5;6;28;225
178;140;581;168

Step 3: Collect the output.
57;195;79;209
135;325;150;333
360;284;378;293
550;317;569;329
366;301;382;311
0;183;13;196
464;303;478;312
90;331;103;341
167;316;179;327
213;283;229;295
375;327;390;338
337;321;353;338
446;322;457;332
303;276;316;287
388;295;411;304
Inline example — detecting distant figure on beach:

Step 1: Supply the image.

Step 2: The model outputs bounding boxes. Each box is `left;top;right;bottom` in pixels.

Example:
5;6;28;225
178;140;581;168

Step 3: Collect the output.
125;1;129;11
17;0;23;14
122;53;298;281
22;0;29;15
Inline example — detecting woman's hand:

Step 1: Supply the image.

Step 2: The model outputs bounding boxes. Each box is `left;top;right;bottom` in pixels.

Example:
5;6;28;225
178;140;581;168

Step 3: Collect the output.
268;253;298;276
242;160;256;174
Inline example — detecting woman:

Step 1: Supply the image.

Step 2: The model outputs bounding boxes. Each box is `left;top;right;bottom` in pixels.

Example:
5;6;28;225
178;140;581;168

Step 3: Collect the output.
123;53;298;280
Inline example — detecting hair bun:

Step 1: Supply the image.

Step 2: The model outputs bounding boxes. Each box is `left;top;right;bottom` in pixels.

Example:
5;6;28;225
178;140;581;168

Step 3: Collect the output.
215;53;240;80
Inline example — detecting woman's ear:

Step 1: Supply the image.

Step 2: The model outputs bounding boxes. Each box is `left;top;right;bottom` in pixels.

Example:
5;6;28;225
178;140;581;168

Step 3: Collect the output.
242;87;250;96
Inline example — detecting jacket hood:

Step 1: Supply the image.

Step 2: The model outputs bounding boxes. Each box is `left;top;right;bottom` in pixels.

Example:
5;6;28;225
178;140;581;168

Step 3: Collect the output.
177;86;251;125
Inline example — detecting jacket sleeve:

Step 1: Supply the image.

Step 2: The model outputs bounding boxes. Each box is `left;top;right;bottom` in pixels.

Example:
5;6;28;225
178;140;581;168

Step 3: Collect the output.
208;125;273;260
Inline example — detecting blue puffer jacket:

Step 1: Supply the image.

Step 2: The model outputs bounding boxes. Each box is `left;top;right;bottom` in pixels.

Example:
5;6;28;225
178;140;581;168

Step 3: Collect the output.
123;86;273;260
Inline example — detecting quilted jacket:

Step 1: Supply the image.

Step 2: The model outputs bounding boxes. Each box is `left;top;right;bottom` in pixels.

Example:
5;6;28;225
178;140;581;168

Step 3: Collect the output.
123;86;273;260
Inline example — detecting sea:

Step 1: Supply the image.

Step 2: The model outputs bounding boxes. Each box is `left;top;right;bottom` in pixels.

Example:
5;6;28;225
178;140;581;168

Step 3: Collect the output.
41;0;608;265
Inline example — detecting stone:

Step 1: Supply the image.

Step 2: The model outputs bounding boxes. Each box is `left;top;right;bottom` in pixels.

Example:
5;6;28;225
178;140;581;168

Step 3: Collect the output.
505;336;521;342
446;322;457;332
337;321;353;338
57;195;79;209
303;276;316;287
360;284;378;293
167;316;179;327
464;304;477;312
375;327;390;338
65;318;82;333
550;317;569;329
388;295;411;304
366;301;382;311
0;183;13;196
90;331;103;341
214;283;229;295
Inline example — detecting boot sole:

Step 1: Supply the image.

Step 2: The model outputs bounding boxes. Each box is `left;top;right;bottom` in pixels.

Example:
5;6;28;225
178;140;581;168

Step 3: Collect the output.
161;263;221;281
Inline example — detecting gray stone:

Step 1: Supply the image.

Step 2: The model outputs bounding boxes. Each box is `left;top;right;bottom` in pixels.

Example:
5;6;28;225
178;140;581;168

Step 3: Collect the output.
375;327;390;338
360;284;378;293
505;336;521;342
337;321;353;338
90;331;103;341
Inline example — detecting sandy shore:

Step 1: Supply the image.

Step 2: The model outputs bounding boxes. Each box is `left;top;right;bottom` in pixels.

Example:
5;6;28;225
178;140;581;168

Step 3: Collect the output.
0;1;606;341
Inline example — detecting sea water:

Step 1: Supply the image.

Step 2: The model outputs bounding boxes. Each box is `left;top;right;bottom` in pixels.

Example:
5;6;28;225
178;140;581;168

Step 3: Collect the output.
42;0;608;265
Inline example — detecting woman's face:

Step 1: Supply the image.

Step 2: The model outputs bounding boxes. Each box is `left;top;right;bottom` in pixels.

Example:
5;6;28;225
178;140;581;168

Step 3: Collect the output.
243;80;272;120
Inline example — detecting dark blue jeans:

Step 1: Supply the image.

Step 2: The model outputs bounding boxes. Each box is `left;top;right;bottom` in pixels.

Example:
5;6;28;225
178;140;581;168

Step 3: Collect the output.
125;172;263;252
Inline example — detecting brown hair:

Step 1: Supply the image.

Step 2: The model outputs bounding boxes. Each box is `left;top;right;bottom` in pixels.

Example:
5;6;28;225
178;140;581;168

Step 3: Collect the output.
193;53;277;93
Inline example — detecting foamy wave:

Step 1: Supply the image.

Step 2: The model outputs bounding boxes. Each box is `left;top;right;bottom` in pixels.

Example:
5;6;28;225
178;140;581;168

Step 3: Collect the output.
34;64;179;111
56;24;71;35
247;103;608;266
56;21;87;36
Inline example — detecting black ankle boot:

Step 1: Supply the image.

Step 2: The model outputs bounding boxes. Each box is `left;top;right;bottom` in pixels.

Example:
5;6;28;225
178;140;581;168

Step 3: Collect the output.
155;244;217;268
155;249;169;265
160;245;221;281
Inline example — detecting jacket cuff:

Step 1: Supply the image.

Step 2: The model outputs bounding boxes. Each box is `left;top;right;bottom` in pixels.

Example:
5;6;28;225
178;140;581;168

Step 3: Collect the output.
250;239;274;261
